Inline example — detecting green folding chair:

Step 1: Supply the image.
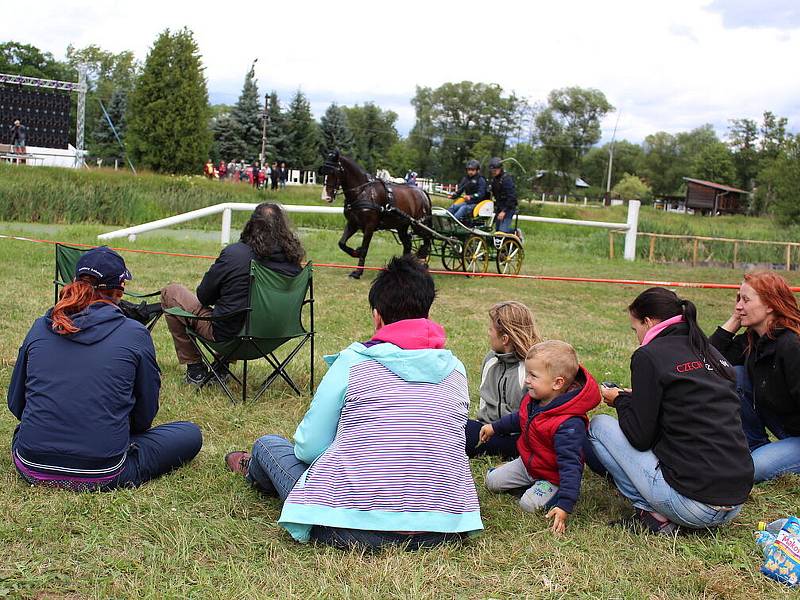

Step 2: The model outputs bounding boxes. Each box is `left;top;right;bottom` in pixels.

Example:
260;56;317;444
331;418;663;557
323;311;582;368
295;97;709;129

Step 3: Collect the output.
164;260;315;403
54;243;163;331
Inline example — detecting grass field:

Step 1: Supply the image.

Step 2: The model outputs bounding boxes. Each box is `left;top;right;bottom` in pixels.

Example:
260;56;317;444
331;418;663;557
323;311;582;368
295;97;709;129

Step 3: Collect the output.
1;210;799;599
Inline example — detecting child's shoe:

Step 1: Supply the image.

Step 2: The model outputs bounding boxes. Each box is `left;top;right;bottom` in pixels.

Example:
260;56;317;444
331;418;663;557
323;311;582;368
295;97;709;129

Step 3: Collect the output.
519;480;559;512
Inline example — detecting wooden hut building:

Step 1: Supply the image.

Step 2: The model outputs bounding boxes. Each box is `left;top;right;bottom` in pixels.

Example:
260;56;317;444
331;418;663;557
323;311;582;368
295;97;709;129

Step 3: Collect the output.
683;177;749;216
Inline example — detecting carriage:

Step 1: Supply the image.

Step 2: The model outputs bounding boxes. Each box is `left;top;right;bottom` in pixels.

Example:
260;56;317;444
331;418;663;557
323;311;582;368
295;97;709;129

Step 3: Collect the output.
410;200;525;275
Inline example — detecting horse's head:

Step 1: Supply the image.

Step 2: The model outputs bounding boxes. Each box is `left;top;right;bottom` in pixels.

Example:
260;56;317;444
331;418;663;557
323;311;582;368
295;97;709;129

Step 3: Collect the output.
320;149;342;203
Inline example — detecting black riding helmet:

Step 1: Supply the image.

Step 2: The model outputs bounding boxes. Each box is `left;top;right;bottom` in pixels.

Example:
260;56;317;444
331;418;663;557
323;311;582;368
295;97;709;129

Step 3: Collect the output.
465;159;480;170
488;157;503;170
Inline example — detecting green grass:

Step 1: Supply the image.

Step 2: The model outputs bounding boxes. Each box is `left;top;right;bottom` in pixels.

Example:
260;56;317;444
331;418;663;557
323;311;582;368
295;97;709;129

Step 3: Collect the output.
1;213;799;598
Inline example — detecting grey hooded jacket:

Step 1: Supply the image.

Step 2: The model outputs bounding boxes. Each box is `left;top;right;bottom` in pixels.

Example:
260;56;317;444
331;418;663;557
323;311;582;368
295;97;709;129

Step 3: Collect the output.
476;350;527;423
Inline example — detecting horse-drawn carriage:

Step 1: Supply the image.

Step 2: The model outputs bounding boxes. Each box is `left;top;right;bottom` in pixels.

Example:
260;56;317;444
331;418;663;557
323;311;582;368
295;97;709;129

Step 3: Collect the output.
321;150;525;277
420;202;525;275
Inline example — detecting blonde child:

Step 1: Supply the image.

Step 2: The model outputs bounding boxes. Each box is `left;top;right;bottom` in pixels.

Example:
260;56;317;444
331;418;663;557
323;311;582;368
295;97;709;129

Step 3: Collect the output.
465;301;541;458
480;341;600;533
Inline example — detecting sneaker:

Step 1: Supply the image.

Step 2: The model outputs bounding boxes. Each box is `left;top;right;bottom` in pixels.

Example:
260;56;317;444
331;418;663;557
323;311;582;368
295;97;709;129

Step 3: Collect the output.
224;451;251;477
209;359;231;384
612;508;680;536
185;362;209;386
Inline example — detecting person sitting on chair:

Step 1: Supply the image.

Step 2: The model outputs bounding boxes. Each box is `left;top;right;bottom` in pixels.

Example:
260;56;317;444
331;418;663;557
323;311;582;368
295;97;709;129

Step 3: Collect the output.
488;157;518;233
447;159;488;222
161;203;305;385
8;246;202;490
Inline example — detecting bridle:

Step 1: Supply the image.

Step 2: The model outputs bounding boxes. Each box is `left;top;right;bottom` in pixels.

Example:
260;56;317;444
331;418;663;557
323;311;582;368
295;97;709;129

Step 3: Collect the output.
322;156;374;201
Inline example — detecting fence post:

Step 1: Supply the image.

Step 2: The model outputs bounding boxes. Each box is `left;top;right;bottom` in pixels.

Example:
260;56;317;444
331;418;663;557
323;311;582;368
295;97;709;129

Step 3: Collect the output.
787;244;792;271
649;236;656;262
733;241;738;269
221;207;232;245
692;238;698;267
609;231;615;259
623;200;640;261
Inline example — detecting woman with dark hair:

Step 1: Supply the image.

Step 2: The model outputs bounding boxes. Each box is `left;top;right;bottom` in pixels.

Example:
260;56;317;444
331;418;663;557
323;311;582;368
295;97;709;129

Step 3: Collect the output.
710;270;800;483
7;247;202;490
161;203;304;384
588;287;753;534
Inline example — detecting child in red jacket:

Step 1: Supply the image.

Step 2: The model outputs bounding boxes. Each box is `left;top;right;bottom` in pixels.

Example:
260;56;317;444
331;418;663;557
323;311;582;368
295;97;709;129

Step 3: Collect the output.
480;340;600;533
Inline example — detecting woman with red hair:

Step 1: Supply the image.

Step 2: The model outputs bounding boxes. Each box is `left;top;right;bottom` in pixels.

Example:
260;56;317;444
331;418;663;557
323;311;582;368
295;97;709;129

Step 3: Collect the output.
7;247;202;490
711;270;800;483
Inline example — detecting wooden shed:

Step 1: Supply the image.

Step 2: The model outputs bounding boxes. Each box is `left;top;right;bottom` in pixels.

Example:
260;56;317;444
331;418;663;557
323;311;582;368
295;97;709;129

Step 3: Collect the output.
683;177;749;216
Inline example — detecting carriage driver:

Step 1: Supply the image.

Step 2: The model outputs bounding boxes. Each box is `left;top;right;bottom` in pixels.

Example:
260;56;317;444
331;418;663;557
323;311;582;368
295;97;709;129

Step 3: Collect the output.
446;159;489;223
488;157;518;233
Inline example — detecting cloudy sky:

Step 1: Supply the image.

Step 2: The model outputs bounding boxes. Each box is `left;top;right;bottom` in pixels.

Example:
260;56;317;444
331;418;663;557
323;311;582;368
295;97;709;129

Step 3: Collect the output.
4;0;800;143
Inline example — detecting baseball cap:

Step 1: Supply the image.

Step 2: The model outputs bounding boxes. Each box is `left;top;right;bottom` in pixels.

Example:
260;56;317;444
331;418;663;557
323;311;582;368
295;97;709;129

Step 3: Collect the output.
74;246;133;290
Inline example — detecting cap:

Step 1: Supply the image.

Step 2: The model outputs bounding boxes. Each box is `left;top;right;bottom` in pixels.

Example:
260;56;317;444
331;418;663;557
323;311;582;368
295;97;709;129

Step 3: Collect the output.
466;159;480;170
488;157;503;169
75;246;133;290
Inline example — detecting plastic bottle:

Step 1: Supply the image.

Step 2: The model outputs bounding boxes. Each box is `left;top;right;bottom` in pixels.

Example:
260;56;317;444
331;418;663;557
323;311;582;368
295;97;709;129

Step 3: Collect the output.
757;518;788;533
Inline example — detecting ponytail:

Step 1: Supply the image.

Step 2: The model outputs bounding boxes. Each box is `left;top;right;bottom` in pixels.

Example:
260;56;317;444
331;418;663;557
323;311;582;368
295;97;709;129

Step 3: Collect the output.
629;287;734;382
51;277;120;335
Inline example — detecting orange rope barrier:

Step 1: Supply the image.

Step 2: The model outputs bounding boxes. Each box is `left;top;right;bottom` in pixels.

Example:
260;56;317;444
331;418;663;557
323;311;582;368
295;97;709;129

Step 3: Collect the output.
3;233;798;292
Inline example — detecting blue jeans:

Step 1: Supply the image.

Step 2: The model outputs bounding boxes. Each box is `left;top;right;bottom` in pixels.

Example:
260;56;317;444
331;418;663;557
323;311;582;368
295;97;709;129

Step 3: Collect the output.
495;210;516;233
465;419;519;459
447;202;477;221
736;366;800;482
588;415;743;529
13;421;202;490
247;435;464;550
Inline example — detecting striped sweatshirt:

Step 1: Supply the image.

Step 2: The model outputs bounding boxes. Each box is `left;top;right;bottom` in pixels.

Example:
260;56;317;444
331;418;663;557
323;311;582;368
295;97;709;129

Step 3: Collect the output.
278;318;484;542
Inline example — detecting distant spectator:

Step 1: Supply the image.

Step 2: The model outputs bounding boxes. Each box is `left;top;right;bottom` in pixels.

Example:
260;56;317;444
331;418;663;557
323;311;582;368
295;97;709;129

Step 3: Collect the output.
204;159;215;179
10;119;26;153
270;162;279;190
218;160;227;180
405;171;418;186
251;160;261;188
279;161;288;189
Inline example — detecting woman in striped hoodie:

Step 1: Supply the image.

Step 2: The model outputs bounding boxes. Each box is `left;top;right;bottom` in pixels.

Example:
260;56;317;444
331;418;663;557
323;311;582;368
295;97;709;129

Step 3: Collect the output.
225;255;483;550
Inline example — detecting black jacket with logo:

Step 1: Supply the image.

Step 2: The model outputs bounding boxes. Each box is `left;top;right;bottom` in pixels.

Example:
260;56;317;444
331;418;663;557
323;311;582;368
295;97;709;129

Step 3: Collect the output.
196;241;301;341
490;171;517;213
453;174;488;203
710;326;800;435
614;323;753;505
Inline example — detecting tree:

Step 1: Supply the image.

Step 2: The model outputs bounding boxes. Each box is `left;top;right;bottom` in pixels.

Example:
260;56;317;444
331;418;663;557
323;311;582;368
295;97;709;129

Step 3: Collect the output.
383;139;419;177
761;135;800;224
641;132;682;196
535;87;613;192
127;28;211;173
728;117;759;190
264;91;288;162
691;141;736;184
0;42;70;80
211;111;243;162
581;140;645;190
612;173;652;202
283;89;320;169
230;62;262;161
410;82;521;181
91;88;128;164
342;102;399;174
319;103;354;156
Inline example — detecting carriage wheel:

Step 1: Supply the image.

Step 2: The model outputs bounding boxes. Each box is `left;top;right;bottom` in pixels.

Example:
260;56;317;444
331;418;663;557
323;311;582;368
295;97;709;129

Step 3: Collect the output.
463;236;490;274
441;240;464;272
495;238;525;275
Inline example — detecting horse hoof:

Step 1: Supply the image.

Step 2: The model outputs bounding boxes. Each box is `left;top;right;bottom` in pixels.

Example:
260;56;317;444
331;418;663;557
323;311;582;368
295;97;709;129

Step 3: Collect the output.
348;271;363;279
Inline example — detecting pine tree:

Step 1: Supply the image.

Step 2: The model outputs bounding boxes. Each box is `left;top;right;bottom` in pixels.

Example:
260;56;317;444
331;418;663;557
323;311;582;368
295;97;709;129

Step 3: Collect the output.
264;91;287;163
91;88;128;164
231;61;262;161
283;90;320;169
212;112;246;162
320;103;354;156
127;28;212;173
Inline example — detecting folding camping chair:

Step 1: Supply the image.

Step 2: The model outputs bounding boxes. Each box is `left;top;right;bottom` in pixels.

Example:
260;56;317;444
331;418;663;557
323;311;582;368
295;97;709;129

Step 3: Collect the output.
164;260;314;403
54;243;163;331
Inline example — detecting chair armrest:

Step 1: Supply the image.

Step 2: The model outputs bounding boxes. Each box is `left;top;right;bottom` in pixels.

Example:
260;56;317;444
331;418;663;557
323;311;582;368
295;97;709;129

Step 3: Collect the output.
124;289;161;299
163;306;250;321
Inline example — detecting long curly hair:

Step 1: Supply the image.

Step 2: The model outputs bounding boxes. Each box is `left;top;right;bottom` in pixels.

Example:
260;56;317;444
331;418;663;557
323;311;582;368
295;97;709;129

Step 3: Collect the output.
743;271;800;345
240;202;305;265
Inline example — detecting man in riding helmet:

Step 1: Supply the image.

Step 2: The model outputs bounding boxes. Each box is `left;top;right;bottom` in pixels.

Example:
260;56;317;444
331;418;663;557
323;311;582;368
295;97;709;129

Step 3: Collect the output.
447;159;488;222
488;157;518;233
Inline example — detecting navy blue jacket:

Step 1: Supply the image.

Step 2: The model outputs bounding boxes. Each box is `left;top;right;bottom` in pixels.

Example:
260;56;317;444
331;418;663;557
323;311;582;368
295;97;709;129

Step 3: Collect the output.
7;303;160;474
492;386;587;513
452;174;488;204
490;171;517;213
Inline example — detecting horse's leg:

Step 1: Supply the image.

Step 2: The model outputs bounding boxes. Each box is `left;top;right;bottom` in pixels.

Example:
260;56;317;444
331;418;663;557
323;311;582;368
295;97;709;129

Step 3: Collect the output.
350;224;375;279
398;225;412;255
338;220;360;258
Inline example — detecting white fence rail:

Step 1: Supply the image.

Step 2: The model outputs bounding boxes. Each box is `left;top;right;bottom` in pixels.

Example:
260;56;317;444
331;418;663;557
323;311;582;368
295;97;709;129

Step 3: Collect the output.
98;200;640;261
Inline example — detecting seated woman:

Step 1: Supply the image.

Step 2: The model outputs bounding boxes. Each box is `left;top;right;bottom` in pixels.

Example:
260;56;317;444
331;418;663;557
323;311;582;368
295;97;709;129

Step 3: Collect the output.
7;246;202;490
710;270;800;483
589;287;753;534
225;255;483;550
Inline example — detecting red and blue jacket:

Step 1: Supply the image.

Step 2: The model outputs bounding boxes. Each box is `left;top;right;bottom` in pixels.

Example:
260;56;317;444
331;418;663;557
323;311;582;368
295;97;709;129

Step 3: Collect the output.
492;366;600;512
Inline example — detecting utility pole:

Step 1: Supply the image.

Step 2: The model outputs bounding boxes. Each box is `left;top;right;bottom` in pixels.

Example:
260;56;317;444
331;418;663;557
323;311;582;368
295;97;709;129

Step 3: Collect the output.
605;110;621;206
260;93;269;164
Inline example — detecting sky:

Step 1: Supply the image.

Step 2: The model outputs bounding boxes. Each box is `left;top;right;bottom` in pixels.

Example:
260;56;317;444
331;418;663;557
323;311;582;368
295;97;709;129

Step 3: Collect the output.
4;0;800;144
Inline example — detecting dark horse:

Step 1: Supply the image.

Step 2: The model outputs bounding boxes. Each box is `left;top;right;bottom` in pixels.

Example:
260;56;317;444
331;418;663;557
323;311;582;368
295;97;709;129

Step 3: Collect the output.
320;150;432;278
